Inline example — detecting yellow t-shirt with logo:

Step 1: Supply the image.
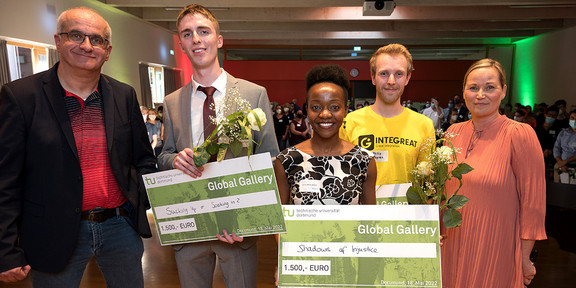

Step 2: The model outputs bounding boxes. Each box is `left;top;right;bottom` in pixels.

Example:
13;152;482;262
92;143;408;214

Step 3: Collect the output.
339;106;435;185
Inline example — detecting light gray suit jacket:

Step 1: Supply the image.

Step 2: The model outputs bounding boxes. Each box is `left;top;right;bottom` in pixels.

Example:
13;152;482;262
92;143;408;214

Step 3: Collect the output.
158;72;279;171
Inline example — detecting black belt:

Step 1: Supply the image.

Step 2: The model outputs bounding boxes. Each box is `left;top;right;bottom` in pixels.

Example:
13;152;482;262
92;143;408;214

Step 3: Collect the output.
81;207;129;222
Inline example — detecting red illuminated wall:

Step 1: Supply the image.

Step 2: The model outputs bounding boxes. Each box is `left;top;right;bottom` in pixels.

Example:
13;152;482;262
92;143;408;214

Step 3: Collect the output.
173;35;193;84
223;60;475;106
172;43;475;107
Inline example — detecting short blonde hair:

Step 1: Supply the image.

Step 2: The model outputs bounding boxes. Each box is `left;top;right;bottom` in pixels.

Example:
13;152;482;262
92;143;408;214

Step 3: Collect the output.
463;58;506;90
369;44;414;76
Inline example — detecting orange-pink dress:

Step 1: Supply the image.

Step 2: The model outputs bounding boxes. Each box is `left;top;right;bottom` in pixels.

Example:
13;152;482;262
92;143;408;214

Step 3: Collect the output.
441;115;547;288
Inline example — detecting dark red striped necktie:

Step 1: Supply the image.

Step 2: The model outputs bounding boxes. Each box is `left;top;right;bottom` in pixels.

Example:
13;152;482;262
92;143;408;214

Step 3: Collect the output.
198;86;217;141
198;86;218;162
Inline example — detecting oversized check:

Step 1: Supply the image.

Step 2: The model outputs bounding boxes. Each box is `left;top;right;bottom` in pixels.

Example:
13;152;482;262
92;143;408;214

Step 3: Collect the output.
143;153;286;245
278;205;441;288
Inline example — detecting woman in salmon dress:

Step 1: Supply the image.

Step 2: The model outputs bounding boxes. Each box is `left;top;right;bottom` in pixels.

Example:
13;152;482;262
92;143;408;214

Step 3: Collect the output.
441;59;546;288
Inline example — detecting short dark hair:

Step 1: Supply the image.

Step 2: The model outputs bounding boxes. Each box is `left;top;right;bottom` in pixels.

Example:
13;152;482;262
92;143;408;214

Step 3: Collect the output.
546;106;559;114
305;64;350;102
554;99;567;107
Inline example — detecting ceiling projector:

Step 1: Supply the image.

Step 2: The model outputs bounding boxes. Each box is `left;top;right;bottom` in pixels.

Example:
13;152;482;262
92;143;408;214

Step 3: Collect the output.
363;0;396;16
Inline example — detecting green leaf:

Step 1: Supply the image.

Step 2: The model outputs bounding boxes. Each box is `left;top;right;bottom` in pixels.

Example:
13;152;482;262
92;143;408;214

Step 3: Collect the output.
193;147;210;167
443;208;463;228
217;144;228;162
407;189;424;204
206;142;220;155
447;195;470;210
230;140;243;156
451;163;473;179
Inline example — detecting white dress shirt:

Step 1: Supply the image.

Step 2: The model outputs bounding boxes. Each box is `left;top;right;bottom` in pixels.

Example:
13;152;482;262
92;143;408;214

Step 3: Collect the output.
190;69;228;147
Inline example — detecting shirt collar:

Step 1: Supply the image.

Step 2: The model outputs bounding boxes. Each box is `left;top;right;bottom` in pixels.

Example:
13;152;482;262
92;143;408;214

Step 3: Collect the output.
192;68;227;96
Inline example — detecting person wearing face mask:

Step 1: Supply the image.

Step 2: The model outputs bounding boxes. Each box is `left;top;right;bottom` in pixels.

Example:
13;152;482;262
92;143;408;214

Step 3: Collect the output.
406;99;417;112
513;109;526;123
422;97;444;130
289;110;310;146
554;99;569;129
283;102;294;122
535;106;560;179
273;104;290;151
441;109;459;132
553;110;576;183
157;105;164;121
453;94;469;123
419;100;431;113
146;109;163;155
443;99;454;122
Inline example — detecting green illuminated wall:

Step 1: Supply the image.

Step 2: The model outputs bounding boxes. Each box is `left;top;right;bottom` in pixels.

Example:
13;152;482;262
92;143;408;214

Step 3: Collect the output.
513;25;576;108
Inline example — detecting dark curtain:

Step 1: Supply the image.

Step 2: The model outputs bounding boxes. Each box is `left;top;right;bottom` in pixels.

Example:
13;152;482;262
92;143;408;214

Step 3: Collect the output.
164;67;182;96
0;40;10;87
48;48;59;67
138;63;153;108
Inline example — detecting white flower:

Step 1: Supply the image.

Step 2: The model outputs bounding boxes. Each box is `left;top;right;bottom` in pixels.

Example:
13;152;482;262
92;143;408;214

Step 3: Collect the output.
425;182;437;196
436;146;454;164
416;161;434;177
247;108;267;130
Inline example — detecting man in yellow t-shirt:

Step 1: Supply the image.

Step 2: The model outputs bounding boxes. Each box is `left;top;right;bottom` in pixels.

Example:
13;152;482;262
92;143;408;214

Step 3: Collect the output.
340;44;435;185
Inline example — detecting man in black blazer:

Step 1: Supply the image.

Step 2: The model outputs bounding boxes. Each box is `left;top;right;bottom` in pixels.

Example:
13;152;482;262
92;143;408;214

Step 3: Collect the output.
0;7;156;286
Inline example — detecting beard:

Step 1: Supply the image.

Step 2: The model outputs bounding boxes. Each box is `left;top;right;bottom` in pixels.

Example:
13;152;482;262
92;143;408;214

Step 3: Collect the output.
377;86;404;105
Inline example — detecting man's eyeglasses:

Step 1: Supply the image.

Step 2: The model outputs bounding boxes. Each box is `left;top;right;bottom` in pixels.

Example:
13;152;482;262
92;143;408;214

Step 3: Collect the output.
59;31;108;48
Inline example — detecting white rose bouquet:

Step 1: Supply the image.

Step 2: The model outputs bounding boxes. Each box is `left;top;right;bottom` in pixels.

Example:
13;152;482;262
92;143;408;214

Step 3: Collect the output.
193;87;267;167
407;130;473;228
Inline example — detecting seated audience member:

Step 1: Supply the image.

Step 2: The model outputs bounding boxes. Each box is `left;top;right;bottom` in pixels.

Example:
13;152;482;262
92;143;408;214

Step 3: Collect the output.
503;103;514;119
443;99;454;122
441;109;459;132
420;100;431;113
553;109;576;182
534;106;561;179
524;105;537;128
513;109;526;123
274;64;377;205
554;99;569;129
406;99;417;112
534;102;548;124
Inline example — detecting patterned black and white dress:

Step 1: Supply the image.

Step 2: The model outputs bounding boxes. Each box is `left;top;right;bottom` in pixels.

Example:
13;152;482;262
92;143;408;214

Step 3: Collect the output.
277;146;373;205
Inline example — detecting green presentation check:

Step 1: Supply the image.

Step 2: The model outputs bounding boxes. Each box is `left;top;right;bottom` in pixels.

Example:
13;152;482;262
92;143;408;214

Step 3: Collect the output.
278;205;441;288
143;153;286;245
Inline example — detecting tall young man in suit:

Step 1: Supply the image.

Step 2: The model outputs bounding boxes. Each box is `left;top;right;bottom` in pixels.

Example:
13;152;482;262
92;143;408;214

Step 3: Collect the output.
0;7;156;286
157;4;279;288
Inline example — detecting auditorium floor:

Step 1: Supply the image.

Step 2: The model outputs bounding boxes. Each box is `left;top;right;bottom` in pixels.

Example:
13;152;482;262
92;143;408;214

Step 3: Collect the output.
2;213;574;288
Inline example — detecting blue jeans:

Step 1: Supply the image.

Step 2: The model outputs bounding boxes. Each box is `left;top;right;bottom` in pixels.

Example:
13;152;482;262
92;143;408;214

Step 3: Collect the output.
32;216;144;288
